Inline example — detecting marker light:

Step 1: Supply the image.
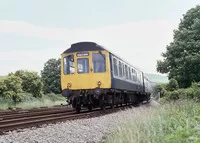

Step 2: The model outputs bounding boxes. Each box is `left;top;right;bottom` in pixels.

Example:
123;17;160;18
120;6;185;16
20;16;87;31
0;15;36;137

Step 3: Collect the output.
67;83;72;87
97;81;101;86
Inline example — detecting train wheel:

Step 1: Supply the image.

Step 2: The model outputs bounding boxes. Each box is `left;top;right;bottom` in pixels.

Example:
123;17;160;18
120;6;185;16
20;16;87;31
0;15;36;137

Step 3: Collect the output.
88;104;92;111
110;103;114;109
110;94;115;109
76;105;81;113
147;95;150;103
100;100;106;110
100;94;106;110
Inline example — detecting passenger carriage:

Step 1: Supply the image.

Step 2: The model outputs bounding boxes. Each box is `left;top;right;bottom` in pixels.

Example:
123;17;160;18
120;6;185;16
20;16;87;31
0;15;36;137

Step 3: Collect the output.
61;42;152;112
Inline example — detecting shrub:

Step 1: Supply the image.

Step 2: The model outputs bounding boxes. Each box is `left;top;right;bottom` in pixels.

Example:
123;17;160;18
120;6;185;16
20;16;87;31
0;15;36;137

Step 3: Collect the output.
3;75;22;94
166;78;179;91
0;79;5;96
11;70;44;98
153;83;168;98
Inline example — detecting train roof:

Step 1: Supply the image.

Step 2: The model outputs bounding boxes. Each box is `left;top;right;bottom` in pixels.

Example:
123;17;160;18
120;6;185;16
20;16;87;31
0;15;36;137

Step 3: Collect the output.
62;42;105;54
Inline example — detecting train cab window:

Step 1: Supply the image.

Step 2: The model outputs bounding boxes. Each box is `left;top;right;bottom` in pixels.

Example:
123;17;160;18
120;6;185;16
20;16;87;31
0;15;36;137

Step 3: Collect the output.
92;53;106;73
113;58;118;76
119;61;123;77
64;55;75;74
125;65;128;79
77;58;89;74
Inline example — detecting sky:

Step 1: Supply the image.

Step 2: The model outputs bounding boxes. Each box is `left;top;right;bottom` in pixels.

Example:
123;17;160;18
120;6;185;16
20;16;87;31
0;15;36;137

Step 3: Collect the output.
0;0;199;75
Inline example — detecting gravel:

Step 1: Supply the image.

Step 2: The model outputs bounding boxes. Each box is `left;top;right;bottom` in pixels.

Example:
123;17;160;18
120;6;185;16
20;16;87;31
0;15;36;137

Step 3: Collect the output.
0;100;159;143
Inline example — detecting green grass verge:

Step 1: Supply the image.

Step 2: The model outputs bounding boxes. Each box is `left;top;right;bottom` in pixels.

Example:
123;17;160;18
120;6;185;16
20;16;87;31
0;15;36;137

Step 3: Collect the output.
0;93;67;110
105;100;200;143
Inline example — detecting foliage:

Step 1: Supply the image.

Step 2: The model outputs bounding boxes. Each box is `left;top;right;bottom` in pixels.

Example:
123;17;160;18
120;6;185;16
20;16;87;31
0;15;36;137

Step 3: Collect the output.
166;78;179;91
41;58;61;94
3;75;22;94
157;5;200;88
1;75;23;103
10;70;43;98
105;101;200;143
0;79;6;96
160;83;200;102
152;83;167;98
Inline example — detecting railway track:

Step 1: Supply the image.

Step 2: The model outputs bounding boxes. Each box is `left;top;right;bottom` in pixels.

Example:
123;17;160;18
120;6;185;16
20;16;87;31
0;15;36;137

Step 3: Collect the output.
0;106;127;135
0;102;150;135
0;105;69;116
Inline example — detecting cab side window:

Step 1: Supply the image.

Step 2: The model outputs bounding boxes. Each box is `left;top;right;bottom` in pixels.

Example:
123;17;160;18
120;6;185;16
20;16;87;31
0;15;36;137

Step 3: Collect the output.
64;55;75;74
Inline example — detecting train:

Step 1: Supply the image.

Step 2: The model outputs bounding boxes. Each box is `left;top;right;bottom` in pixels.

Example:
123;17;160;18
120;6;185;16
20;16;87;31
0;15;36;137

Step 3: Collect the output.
61;42;153;112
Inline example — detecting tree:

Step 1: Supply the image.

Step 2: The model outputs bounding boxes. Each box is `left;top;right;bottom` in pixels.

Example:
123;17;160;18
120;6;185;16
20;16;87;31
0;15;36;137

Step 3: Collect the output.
41;58;61;94
10;70;43;98
157;5;200;88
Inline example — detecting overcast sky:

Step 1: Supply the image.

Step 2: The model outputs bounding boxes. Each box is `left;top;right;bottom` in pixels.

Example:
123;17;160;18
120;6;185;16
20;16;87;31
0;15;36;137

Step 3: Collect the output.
0;0;199;75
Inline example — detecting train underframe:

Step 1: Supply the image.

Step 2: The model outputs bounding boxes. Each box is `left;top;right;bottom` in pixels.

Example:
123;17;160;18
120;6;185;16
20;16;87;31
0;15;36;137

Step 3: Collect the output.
65;88;151;113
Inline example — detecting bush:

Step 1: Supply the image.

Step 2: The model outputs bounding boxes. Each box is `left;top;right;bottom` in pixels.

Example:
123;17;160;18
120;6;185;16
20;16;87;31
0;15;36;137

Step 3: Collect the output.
11;70;44;98
153;83;167;98
166;78;179;91
0;79;5;96
166;90;179;101
160;82;200;102
3;75;22;94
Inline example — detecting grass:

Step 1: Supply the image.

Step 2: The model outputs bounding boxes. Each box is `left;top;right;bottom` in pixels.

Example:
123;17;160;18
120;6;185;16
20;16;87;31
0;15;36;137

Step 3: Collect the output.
0;94;67;110
105;100;200;143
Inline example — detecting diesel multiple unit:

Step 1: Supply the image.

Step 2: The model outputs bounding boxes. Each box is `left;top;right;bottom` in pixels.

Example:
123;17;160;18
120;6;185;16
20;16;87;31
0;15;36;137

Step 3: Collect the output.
61;42;152;112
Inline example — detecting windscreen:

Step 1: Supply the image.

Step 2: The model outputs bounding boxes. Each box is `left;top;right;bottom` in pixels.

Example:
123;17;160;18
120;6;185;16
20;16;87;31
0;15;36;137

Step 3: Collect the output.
92;53;106;73
77;58;89;74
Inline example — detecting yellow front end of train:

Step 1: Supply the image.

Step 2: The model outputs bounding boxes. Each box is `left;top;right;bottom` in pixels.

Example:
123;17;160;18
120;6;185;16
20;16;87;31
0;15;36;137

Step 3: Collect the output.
61;50;111;91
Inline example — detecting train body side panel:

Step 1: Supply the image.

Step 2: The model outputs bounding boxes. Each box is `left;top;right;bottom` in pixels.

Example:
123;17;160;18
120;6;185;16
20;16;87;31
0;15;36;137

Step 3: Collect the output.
111;78;143;92
61;50;111;90
109;53;143;92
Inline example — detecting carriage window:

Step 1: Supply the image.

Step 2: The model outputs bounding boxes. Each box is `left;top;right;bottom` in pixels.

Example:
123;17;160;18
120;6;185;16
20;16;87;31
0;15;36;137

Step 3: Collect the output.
131;69;134;81
128;67;132;80
64;55;75;74
132;69;137;81
132;69;137;82
122;63;124;77
125;65;128;79
135;72;138;82
77;58;89;74
92;53;106;73
113;58;118;76
119;61;123;77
